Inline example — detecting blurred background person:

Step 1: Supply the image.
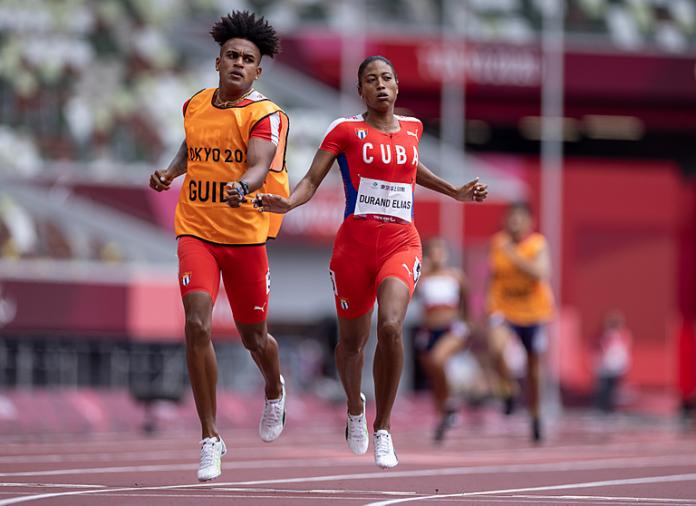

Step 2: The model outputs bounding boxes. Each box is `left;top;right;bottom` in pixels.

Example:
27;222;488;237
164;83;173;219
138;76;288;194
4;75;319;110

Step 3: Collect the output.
487;202;554;442
594;310;633;414
415;237;471;443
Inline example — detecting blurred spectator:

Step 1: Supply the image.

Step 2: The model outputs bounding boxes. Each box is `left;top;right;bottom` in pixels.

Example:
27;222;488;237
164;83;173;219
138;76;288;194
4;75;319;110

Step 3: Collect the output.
0;195;38;259
594;309;633;413
0;0;204;166
40;220;74;259
95;240;125;263
0;219;20;260
0;192;125;262
0;0;693;170
0;128;41;176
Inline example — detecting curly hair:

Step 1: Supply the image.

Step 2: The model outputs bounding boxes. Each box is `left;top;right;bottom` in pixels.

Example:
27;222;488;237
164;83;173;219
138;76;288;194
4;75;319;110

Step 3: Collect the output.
210;11;280;58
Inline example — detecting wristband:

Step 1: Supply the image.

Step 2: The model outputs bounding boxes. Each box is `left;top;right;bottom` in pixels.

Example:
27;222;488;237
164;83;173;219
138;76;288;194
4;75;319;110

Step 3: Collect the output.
237;180;250;197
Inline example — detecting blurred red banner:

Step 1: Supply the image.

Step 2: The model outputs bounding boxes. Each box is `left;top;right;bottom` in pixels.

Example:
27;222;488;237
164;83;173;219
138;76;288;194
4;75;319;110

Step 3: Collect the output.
282;32;696;100
0;276;239;341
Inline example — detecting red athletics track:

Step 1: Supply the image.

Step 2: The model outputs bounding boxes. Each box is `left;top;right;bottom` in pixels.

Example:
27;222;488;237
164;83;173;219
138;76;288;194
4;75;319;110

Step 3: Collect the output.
1;411;695;505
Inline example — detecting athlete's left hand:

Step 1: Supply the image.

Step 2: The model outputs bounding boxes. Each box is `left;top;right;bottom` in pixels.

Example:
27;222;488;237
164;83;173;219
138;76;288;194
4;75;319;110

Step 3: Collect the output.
455;178;488;202
224;182;248;207
253;193;291;214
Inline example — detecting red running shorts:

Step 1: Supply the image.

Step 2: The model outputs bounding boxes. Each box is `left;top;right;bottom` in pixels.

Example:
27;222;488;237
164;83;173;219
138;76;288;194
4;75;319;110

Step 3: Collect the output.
177;235;270;324
329;216;422;319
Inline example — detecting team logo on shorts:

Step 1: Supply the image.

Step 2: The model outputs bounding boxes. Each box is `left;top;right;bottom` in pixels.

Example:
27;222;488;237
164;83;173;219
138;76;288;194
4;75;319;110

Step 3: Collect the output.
181;272;191;287
355;128;368;140
340;298;349;311
413;257;422;284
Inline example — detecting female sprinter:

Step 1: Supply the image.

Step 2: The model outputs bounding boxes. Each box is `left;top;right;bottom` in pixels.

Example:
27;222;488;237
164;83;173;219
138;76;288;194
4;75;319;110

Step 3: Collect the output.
255;56;487;468
416;237;471;442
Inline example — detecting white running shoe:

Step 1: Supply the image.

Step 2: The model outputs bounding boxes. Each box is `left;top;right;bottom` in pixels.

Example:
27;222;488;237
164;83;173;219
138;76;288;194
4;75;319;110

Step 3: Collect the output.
374;430;398;469
259;374;286;442
345;393;369;455
197;436;226;482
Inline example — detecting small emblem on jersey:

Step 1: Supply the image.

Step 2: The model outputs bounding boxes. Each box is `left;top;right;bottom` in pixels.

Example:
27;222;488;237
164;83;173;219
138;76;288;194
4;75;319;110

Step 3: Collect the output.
253;303;267;312
340;298;349;311
355;128;368;140
407;129;419;138
181;272;191;287
413;257;422;284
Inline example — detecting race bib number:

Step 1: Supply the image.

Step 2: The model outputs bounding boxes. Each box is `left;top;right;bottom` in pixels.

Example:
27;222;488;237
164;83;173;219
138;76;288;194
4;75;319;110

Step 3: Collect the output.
355;177;413;222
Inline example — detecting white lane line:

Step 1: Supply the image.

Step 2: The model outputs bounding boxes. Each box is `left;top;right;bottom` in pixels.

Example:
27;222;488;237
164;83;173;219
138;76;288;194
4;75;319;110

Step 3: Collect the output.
0;491;381;504
104;493;378;502
2;435;690;460
0;457;367;477
364;472;696;506
0;451;195;464
508;494;695;503
213;488;418;496
0;487;144;505
437;500;674;505
0;464;193;478
2;452;695;480
0;445;344;462
205;454;696;487
436;500;637;505
1;456;695;505
0;484;105;489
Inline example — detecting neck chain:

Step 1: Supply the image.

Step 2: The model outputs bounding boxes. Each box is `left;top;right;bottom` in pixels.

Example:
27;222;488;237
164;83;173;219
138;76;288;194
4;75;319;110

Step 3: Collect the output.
215;88;253;108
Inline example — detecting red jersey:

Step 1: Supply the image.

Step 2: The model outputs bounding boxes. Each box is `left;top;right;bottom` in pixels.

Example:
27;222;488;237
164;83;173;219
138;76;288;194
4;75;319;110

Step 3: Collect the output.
319;114;423;223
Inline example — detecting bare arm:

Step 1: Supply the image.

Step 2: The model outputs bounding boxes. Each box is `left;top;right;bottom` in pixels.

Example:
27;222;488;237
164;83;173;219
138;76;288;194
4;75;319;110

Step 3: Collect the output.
149;140;187;191
243;137;277;192
416;161;488;202
502;238;551;281
255;149;336;214
225;137;277;207
416;161;457;197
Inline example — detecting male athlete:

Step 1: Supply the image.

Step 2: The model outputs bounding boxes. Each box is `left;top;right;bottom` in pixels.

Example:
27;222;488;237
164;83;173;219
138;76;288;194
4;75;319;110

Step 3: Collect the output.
148;11;289;481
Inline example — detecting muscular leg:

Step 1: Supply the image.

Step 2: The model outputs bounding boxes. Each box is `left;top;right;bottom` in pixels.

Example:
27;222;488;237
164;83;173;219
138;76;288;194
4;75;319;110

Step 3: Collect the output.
526;351;541;420
422;333;466;415
337;311;372;415
526;349;543;442
184;291;218;439
373;277;411;432
236;320;282;399
489;323;517;400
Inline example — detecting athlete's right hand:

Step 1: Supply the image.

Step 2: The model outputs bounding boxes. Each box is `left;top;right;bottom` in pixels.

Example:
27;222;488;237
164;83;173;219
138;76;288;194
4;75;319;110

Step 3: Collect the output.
253;193;291;214
149;170;173;192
